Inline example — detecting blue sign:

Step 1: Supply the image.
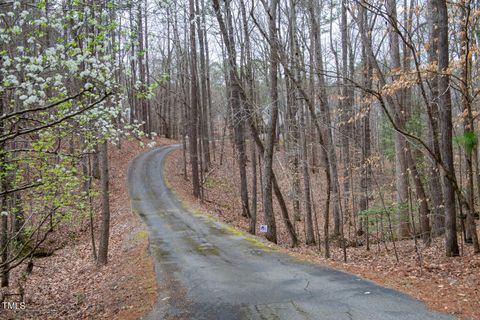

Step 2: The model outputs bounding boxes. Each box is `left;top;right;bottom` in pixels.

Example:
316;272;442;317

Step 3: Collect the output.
259;224;268;233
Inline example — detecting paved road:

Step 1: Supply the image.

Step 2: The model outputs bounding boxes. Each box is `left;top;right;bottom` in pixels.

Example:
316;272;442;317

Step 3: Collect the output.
127;145;453;320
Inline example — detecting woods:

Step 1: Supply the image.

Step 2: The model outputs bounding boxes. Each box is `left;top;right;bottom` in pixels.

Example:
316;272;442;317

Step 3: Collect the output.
1;0;480;317
0;0;144;293
170;0;480;260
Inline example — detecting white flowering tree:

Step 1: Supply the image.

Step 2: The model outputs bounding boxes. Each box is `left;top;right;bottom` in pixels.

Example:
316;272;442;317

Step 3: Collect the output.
0;0;142;287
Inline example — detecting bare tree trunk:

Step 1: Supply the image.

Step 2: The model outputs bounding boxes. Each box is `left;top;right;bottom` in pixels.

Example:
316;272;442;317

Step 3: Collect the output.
286;0;301;223
212;0;250;218
340;0;351;229
406;152;431;244
137;1;148;133
301;104;315;245
91;145;100;179
261;0;280;243
358;0;371;237
82;142;97;260
460;0;480;252
387;0;410;239
129;4;137;125
97;142;110;265
202;0;215;157
250;136;257;235
0;175;8;287
240;0;257;234
310;0;341;238
436;0;459;257
0;83;8;286
144;1;151;134
189;0;201;198
195;0;210;170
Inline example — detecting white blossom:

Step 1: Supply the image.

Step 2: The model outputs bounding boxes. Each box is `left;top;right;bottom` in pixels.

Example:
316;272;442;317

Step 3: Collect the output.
24;95;39;105
3;56;11;67
11;26;21;34
5;75;18;86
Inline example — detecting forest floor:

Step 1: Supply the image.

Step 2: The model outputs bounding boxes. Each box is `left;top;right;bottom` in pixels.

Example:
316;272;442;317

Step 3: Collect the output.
0;137;174;320
165;144;480;320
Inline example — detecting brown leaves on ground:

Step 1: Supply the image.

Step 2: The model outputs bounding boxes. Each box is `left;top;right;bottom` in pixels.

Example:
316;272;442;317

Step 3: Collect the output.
165;144;480;320
1;137;175;320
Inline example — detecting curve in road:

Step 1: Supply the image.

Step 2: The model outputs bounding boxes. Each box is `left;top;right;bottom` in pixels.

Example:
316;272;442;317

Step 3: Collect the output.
127;145;453;320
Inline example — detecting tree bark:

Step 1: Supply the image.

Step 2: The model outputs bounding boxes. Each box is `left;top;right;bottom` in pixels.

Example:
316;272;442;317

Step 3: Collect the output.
188;0;201;198
358;0;371;236
387;0;410;239
436;0;459;257
195;0;211;170
261;0;280;243
309;0;341;241
97;142;110;265
340;0;351;228
301;104;315;245
459;0;480;252
286;0;301;223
